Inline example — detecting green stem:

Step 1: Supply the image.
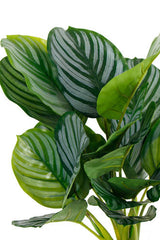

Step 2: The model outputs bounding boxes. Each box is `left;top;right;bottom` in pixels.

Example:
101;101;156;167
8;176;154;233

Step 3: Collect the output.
80;222;104;240
87;210;113;240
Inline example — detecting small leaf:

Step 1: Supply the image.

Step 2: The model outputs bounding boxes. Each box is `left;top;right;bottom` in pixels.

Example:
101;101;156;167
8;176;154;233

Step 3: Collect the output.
84;126;106;153
90;179;147;210
108;177;160;199
1;35;71;116
55;112;89;204
141;118;160;177
0;57;59;127
147;34;160;57
97;52;160;120
47;27;128;117
84;146;132;179
93;197;156;226
12;200;87;227
83;120;136;161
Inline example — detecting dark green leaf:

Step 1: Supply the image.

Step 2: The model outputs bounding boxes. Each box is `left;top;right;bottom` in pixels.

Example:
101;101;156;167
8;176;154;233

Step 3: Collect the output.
147;184;160;202
12;200;87;227
90;179;147;210
93;197;156;226
47;27;128;117
84;146;132;179
108;177;160;199
141;118;160;177
83;120;136;161
84;125;106;153
12;128;68;208
1;35;71;115
0;57;59;127
55;112;89;204
97;52;160;120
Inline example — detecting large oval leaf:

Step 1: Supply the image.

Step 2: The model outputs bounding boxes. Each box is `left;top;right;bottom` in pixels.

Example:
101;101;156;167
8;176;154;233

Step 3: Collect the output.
55;112;89;204
12;128;68;208
141;118;160;177
1;35;71;115
0;57;59;127
47;27;128;117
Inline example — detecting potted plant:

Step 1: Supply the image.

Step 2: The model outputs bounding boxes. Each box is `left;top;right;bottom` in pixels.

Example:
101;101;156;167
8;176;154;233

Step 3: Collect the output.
1;26;160;240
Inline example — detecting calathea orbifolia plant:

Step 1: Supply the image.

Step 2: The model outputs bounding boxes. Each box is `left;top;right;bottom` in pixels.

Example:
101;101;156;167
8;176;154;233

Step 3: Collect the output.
1;27;160;240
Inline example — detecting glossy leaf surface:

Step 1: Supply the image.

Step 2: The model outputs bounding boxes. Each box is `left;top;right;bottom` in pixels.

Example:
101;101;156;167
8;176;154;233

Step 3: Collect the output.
48;27;128;117
1;35;71;115
84;146;131;179
141;118;160;177
0;57;59;127
108;177;160;199
97;53;160;120
90;179;147;210
93;197;156;226
55;112;89;203
12;200;87;227
12;128;67;208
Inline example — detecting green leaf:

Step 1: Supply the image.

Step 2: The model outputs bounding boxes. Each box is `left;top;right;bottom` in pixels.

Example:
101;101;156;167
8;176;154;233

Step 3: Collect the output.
47;27;128;117
90;179;147;210
141;118;160;177
12;200;87;227
84;146;132;179
123;102;156;179
97;52;160;120
83;120;136;161
108;177;160;199
93;197;156;226
147;184;160;202
0;57;59;127
1;35;71;116
55;112;89;204
84;126;106;153
12;127;69;208
147;34;160;57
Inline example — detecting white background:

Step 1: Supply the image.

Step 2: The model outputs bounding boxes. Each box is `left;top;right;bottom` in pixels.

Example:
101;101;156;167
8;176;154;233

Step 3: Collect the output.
0;0;160;239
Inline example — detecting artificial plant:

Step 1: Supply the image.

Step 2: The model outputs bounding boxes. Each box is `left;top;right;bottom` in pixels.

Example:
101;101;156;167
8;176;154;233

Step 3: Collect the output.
1;27;160;240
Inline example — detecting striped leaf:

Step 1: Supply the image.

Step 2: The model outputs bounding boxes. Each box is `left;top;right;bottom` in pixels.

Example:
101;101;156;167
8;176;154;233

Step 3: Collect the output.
47;27;128;117
1;35;71;116
55;112;89;204
0;57;59;127
12;200;87;228
12;127;68;208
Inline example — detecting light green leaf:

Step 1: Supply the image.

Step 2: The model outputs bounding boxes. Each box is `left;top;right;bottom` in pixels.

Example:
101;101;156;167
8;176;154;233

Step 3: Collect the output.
97;52;160;120
47;27;128;117
55;112;89;204
108;177;160;199
12;127;68;208
93;197;156;226
1;35;71;116
84;146;132;179
12;200;87;227
141;118;160;177
147;34;160;57
0;57;59;127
